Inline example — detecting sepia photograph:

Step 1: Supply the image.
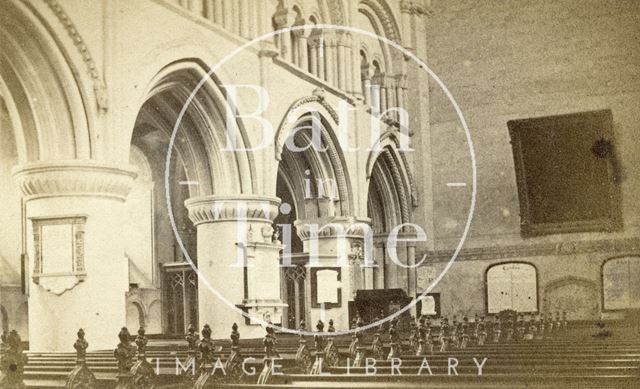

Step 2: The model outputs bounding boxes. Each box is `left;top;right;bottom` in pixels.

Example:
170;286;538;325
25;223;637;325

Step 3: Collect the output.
0;0;639;388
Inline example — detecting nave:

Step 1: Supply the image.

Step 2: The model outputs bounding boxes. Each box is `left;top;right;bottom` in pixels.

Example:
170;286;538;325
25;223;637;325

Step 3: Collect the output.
3;311;640;388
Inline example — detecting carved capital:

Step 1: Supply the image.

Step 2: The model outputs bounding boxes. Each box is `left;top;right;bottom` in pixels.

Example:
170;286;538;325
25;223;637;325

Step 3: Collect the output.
185;195;281;226
295;217;372;241
12;161;137;201
272;4;289;28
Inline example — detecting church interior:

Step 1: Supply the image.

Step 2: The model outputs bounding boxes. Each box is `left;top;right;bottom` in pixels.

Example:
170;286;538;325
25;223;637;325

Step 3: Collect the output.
1;0;639;387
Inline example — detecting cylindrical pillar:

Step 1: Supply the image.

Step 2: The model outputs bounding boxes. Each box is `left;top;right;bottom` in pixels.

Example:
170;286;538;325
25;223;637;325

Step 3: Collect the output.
239;0;250;38
374;240;386;289
380;85;388;113
337;35;346;90
13;161;136;351
213;0;223;25
325;34;335;84
309;39;318;76
317;32;325;80
407;244;417;316
222;0;233;31
299;34;309;71
203;0;214;21
186;195;285;339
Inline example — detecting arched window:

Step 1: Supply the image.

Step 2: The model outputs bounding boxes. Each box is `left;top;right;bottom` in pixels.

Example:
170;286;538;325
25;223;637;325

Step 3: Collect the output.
602;256;640;310
486;262;538;313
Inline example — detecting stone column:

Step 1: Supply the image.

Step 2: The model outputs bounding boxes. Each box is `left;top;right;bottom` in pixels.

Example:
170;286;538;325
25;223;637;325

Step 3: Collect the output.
400;0;415;51
292;19;307;70
406;243;417;316
222;0;234;32
212;0;223;25
314;30;326;80
387;77;396;111
361;63;372;105
294;217;371;330
336;33;347;90
374;240;386;289
186;195;286;339
324;33;335;85
363;263;374;290
395;74;406;113
203;0;213;21
256;0;269;37
238;0;250;38
299;34;309;71
345;32;357;95
380;79;388;113
308;37;318;76
273;4;290;60
12;161;137;351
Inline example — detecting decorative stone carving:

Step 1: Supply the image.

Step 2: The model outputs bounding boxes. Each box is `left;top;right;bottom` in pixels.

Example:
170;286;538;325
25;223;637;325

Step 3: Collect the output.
130;327;155;388
271;226;281;243
274;94;341;161
42;0;109;112
261;224;274;243
186;195;280;226
66;329;97;389
326;0;344;24
0;330;27;389
360;0;401;42
272;1;288;29
295;217;372;240
13;161;137;201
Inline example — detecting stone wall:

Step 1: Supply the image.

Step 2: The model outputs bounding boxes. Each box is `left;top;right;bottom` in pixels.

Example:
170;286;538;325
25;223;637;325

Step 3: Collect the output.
418;0;640;319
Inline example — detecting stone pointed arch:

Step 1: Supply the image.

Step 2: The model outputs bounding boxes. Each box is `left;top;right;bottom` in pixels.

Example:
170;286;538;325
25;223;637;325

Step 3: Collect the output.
0;0;93;163
359;0;401;43
275;94;353;217
358;0;403;72
132;59;256;197
367;131;417;206
366;132;416;226
274;93;341;161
